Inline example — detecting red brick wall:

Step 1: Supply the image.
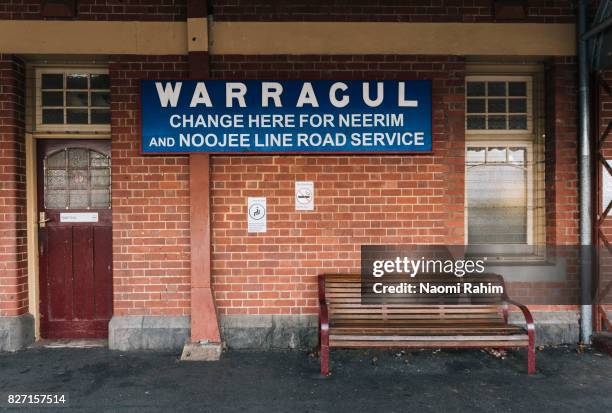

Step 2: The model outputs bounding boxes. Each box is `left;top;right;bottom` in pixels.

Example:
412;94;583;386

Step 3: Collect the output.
545;57;579;246
0;0;575;22
110;55;192;316
0;54;27;317
210;0;575;23
208;55;466;315
0;0;186;21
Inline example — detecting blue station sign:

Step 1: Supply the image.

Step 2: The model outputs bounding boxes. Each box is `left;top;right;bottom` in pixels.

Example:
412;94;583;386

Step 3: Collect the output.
140;80;432;154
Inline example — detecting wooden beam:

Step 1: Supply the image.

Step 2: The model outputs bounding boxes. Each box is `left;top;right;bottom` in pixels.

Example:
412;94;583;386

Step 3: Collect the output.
187;0;220;344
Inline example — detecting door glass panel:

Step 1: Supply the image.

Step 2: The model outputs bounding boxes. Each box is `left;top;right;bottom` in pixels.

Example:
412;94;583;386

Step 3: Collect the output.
69;191;89;208
69;170;89;189
46;150;66;168
47;170;67;188
68;148;89;168
46;190;68;209
90;151;109;167
91;169;110;188
91;190;110;208
44;148;111;209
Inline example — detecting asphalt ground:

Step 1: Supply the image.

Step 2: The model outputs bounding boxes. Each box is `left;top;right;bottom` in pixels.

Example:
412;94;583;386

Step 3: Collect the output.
0;345;611;412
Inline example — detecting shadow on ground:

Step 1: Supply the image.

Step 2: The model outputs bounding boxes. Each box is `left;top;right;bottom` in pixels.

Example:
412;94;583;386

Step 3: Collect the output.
0;346;611;412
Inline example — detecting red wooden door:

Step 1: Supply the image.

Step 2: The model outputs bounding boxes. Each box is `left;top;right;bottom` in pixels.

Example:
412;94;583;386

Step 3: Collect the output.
37;139;112;338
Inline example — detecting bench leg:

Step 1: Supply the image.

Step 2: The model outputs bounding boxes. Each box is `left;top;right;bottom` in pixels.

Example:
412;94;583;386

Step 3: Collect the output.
526;325;536;374
527;344;536;375
321;344;329;376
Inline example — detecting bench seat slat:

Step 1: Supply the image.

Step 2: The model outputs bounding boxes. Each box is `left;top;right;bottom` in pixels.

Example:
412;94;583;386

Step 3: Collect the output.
331;318;505;324
331;325;520;332
328;340;530;348
331;334;527;341
329;308;502;314
331;330;525;335
329;315;503;321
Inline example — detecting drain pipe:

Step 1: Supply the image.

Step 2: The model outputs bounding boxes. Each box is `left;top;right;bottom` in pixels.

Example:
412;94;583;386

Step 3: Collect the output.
577;0;593;344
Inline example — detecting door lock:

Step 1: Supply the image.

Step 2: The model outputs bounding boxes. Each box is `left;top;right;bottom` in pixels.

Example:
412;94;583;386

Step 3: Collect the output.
39;212;52;228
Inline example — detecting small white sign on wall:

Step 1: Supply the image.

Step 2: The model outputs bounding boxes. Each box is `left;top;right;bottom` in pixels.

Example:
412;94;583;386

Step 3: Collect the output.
295;181;314;211
60;212;99;223
247;197;267;233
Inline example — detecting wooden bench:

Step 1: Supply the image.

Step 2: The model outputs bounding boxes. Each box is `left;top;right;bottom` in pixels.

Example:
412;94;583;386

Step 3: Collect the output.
318;273;535;375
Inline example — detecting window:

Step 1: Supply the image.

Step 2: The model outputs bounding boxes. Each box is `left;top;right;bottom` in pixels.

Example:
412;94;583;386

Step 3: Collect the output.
466;77;532;133
466;144;532;244
44;148;111;209
36;69;110;132
465;74;543;250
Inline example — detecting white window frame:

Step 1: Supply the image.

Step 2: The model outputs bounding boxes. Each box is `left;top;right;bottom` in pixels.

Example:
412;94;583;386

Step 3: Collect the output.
35;67;110;133
465;73;542;253
465;75;533;135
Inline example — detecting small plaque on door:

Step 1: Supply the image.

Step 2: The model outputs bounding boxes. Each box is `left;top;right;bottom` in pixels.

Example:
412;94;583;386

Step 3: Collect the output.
60;212;99;223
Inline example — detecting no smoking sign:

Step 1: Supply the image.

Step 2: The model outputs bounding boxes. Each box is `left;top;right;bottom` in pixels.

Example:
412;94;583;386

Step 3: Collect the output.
295;181;314;211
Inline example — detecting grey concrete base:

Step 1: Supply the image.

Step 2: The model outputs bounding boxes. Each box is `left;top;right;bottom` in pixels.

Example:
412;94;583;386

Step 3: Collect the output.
0;314;35;352
108;316;190;352
180;341;222;361
509;311;580;346
221;312;580;349
106;312;581;352
220;315;317;350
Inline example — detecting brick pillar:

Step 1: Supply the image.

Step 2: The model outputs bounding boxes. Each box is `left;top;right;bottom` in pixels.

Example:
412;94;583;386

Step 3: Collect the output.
0;54;34;351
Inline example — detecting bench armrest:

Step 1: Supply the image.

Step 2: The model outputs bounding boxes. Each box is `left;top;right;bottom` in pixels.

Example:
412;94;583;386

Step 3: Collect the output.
501;281;535;334
318;274;329;332
503;297;535;332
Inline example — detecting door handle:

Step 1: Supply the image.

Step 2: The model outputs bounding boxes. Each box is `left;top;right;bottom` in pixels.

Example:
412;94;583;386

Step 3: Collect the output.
39;212;52;228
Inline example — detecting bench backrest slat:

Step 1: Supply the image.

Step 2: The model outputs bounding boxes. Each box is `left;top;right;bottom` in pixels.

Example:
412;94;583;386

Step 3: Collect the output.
323;274;505;323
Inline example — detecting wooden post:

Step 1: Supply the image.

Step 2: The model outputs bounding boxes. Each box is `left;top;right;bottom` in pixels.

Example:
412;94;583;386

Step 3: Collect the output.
181;0;221;359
